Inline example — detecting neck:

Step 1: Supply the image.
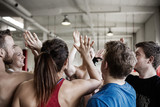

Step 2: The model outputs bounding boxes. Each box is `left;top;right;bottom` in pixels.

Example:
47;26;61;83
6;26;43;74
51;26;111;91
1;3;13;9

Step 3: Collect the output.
138;67;156;79
103;72;126;85
9;65;22;72
57;70;64;79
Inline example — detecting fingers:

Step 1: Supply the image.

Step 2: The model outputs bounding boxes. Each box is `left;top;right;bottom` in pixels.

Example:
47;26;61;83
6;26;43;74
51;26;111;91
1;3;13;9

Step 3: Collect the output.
27;31;35;43
87;37;90;46
79;35;94;48
90;41;94;47
23;31;39;49
23;33;32;47
98;49;104;54
33;33;39;41
24;31;33;45
84;35;87;46
80;35;83;46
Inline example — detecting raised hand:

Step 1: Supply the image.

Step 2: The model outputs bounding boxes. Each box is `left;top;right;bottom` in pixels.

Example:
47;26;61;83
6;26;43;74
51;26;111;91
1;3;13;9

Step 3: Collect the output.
74;35;102;81
120;38;125;43
73;31;80;47
95;49;105;59
23;31;42;53
74;35;94;58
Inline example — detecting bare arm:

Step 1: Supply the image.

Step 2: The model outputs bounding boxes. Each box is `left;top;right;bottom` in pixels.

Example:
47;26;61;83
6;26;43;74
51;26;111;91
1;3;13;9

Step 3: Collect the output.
12;88;20;107
65;31;80;77
74;36;102;81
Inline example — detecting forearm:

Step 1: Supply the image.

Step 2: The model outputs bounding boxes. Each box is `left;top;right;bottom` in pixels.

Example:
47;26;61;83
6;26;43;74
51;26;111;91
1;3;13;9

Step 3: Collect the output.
83;55;101;81
12;98;20;107
68;46;77;64
64;46;77;78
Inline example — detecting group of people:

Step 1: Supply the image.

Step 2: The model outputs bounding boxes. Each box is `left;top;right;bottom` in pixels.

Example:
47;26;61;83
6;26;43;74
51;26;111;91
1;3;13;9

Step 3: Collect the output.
0;29;160;107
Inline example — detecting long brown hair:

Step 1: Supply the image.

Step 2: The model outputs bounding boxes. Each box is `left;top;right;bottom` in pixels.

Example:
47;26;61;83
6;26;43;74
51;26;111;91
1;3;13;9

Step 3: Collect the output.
34;38;69;106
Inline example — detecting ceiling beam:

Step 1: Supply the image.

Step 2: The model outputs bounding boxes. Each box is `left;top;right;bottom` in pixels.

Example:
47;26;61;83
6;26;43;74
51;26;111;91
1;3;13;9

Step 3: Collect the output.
60;6;157;15
0;0;55;37
31;8;62;16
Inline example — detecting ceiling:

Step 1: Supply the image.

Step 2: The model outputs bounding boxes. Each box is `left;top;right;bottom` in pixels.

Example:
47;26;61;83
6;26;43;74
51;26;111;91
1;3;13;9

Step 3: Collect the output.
0;0;160;49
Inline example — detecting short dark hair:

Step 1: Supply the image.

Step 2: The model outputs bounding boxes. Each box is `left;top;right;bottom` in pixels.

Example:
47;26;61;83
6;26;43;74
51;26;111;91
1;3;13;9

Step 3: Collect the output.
136;41;160;70
104;41;137;79
0;29;12;48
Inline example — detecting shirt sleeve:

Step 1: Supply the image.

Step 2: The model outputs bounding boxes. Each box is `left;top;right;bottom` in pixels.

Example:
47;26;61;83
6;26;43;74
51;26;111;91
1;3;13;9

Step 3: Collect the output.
87;98;108;107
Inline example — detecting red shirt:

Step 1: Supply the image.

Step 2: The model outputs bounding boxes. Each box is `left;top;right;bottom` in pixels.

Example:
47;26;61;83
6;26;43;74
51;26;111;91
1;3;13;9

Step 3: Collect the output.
40;78;65;107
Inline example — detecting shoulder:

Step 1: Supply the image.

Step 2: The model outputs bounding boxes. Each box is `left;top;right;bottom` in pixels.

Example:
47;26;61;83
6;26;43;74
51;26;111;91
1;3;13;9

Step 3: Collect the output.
62;79;101;97
126;74;138;80
63;79;100;89
15;79;34;96
94;83;136;99
126;74;139;83
11;72;33;78
153;76;160;88
87;97;108;107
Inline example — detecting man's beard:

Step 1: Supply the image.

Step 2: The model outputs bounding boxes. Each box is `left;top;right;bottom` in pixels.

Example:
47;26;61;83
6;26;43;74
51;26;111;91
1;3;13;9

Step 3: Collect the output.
3;50;13;65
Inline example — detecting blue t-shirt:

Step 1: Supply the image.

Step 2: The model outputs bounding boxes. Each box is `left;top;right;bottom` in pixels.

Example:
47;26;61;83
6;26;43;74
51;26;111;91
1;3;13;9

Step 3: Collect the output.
87;82;136;107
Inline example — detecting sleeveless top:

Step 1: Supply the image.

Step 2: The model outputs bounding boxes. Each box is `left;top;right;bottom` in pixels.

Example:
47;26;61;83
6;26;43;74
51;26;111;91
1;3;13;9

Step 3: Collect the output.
39;78;65;107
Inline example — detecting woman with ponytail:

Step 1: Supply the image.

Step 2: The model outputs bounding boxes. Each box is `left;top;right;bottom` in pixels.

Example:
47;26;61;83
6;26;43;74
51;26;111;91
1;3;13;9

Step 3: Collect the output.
12;31;102;107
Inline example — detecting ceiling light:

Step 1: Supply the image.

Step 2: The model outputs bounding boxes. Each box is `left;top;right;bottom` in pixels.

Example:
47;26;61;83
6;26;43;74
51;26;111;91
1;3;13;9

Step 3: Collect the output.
107;28;113;36
2;17;24;28
61;15;71;25
7;26;16;31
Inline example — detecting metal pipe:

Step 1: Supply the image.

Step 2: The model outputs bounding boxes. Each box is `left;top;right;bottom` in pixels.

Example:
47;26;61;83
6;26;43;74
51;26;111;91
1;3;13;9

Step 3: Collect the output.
0;0;55;37
4;0;32;17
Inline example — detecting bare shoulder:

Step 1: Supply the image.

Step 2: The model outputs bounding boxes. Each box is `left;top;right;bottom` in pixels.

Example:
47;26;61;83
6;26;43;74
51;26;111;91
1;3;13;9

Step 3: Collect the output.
14;79;35;102
58;79;100;106
16;79;34;95
10;72;33;81
62;79;101;95
13;79;36;107
12;72;33;77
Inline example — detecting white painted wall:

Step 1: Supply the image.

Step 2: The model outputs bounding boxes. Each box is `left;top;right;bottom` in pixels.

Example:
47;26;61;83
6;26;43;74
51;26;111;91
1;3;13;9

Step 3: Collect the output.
136;25;145;43
145;15;156;41
27;49;35;72
144;10;160;43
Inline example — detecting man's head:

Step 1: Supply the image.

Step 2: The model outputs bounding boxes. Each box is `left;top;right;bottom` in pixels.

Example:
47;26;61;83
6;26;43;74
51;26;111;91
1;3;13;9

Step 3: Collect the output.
135;41;160;72
0;29;15;64
101;41;137;79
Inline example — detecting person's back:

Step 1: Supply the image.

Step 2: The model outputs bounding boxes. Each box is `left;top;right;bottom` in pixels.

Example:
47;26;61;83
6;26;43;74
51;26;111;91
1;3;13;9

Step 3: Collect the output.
87;41;137;107
87;82;136;107
12;33;101;107
0;71;32;107
13;77;100;107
